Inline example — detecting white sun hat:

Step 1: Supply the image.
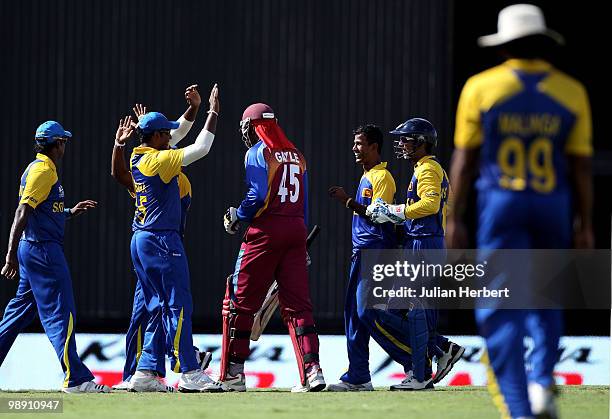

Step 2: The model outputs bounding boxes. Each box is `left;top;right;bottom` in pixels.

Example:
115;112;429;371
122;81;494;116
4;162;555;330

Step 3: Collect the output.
478;4;564;47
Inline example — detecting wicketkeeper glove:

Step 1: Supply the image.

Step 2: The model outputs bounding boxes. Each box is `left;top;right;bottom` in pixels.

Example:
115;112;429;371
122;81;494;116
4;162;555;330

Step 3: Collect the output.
223;207;240;235
366;197;406;224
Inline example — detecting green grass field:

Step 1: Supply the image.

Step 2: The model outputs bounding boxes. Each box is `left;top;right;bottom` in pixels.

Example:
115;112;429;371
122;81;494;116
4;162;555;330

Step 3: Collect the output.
0;386;608;419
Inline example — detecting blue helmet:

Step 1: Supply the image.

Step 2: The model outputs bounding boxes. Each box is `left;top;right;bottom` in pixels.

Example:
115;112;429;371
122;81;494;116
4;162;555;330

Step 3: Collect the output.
389;118;437;159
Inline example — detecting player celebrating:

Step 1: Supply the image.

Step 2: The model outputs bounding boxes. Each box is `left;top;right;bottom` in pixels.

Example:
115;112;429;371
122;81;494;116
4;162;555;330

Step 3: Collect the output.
329;124;432;391
448;4;593;418
367;118;465;388
127;84;222;392
220;103;325;392
110;85;211;391
0;121;109;393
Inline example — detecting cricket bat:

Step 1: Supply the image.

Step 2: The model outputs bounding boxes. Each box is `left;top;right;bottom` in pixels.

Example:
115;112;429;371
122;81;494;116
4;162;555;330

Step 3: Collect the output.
250;225;321;341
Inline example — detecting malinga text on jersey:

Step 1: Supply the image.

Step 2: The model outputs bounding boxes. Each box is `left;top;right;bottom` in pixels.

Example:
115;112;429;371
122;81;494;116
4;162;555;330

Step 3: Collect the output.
454;59;592;194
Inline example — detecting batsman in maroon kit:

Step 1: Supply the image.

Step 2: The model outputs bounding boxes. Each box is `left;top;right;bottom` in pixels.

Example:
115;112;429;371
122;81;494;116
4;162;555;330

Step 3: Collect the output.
221;103;325;392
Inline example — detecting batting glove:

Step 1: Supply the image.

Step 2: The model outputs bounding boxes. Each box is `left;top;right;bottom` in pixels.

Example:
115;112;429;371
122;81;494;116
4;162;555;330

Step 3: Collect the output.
223;207;240;235
366;198;406;224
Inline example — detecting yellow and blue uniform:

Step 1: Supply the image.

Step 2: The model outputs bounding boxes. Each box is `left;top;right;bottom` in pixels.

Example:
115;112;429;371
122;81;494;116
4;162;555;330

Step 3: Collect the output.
342;162;428;384
403;155;449;243
122;171;192;382
0;153;95;388
455;59;592;418
351;162;396;249
129;146;199;376
400;155;451;380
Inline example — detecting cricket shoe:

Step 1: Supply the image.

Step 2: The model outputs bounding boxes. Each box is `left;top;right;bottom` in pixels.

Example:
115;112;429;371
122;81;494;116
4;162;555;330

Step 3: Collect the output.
528;382;558;419
291;367;326;393
390;371;434;391
433;341;465;384
326;380;374;392
220;373;247;392
63;381;111;393
112;380;130;391
178;369;224;393
128;371;173;392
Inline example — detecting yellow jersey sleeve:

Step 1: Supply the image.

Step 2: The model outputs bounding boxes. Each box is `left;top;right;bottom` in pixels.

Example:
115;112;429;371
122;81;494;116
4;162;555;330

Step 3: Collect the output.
369;170;396;204
178;172;192;199
455;65;524;150
565;84;593;156
157;149;184;183
538;71;593;157
19;163;57;209
404;161;442;219
454;77;484;149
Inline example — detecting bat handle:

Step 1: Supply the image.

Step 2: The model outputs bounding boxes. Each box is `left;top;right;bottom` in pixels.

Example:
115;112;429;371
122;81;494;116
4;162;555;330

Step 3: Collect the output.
307;225;321;247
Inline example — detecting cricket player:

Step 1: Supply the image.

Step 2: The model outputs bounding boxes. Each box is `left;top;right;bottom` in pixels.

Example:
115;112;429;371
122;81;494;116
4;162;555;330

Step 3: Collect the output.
448;5;593;418
110;86;211;391
220;103;325;392
367;118;465;389
127;84;223;392
0;121;110;393
328;124;431;391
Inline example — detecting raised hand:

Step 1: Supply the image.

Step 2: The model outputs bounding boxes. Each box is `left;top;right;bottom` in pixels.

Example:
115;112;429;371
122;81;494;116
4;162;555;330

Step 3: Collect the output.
185;84;201;108
209;83;219;114
115;116;134;145
133;104;148;121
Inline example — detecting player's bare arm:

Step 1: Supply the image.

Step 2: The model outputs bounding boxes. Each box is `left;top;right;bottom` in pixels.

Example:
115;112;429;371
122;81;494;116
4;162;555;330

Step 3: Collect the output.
181;83;219;166
446;147;479;249
111;116;135;193
204;83;219;134
328;186;367;216
1;203;33;279
570;155;594;249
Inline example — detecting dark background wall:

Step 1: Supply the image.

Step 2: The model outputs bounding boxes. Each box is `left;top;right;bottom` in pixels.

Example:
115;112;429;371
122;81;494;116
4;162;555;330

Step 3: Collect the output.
0;0;608;335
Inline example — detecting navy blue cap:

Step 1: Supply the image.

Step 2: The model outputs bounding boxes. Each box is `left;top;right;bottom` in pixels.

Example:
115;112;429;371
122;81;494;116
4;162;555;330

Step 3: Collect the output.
138;112;180;134
35;121;72;144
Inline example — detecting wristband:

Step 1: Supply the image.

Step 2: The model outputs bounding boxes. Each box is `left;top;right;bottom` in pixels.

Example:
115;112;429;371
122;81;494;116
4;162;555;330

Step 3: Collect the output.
114;140;126;147
345;198;353;208
207;109;219;116
64;208;72;215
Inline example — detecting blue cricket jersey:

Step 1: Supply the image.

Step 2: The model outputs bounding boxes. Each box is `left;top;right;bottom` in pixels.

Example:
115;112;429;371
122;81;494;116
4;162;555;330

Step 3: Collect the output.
18;153;66;244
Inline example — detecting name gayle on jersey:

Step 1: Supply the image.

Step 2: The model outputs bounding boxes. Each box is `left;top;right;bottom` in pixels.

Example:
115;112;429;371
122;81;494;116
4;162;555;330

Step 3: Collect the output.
373;286;510;299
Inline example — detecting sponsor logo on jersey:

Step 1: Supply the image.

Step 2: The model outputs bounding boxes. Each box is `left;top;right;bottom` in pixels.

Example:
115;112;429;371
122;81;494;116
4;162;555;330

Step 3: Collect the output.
52;202;65;212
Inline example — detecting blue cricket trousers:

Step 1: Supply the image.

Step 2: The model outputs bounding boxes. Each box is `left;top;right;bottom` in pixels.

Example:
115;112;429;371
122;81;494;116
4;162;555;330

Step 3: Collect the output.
0;240;94;388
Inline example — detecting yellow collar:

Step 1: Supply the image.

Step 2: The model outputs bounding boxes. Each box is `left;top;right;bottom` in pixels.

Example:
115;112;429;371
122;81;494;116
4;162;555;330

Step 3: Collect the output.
35;153;57;172
415;155;435;167
504;59;552;73
365;161;387;173
132;146;158;154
